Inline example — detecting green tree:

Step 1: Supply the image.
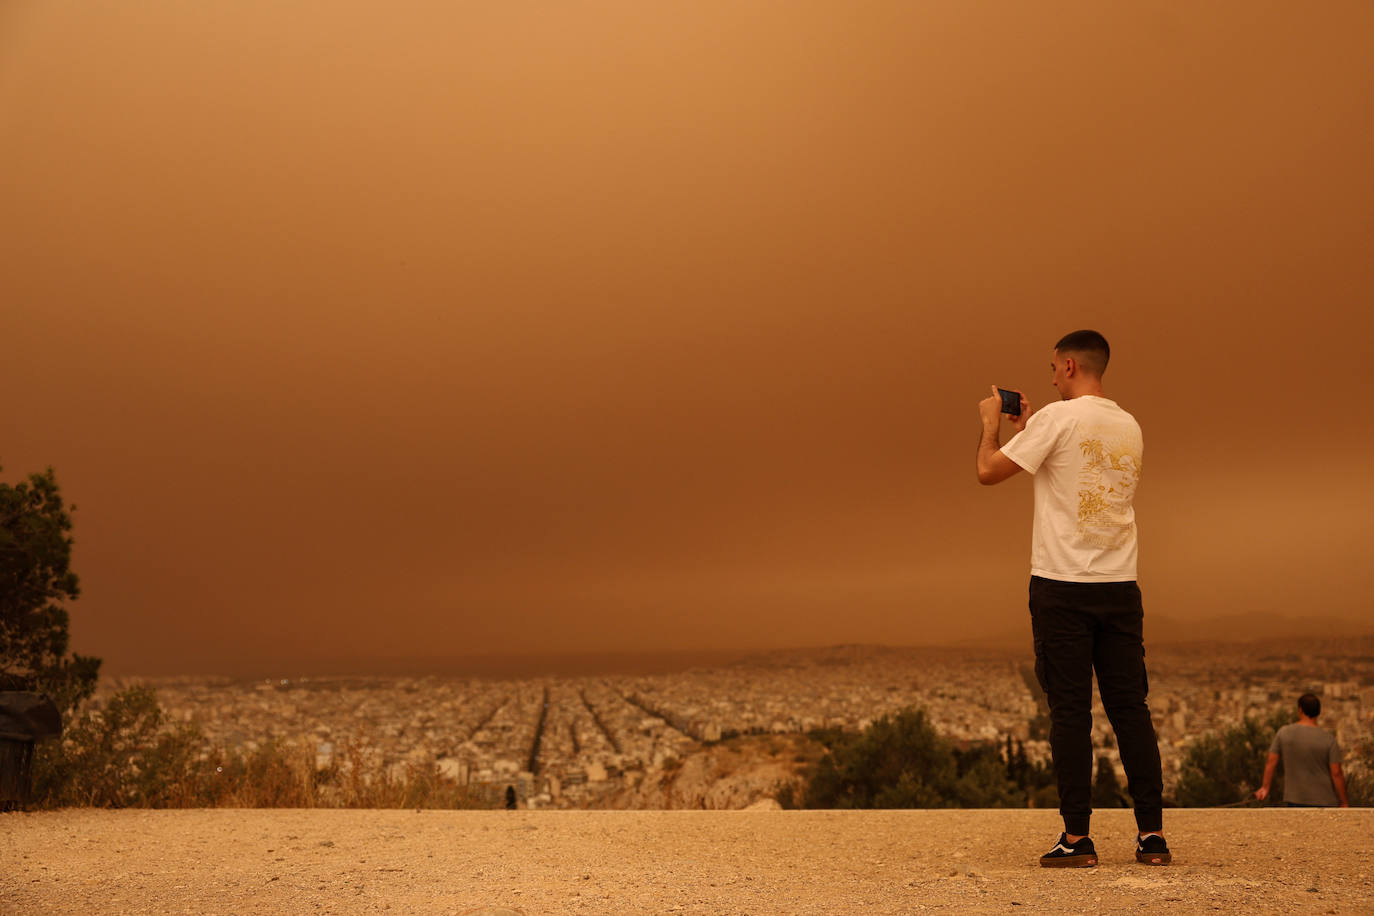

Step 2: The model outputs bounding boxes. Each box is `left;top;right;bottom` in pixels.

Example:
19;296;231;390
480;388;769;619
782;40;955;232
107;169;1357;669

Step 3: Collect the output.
949;742;1026;808
1175;707;1295;806
0;465;100;710
1001;735;1058;807
1091;756;1129;808
32;685;208;808
797;708;1026;809
802;709;953;808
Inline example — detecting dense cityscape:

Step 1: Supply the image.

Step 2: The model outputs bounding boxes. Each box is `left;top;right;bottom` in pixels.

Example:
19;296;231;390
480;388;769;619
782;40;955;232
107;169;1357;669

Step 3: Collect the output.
102;638;1374;809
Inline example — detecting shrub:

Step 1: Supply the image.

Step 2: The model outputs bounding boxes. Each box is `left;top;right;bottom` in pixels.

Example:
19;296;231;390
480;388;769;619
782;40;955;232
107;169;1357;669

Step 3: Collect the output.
794;708;1033;809
1343;738;1374;807
32;686;488;809
1092;756;1129;808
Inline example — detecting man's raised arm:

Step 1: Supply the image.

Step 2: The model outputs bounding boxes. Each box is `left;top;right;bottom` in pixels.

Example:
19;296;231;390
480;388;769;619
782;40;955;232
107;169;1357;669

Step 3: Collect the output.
977;385;1027;486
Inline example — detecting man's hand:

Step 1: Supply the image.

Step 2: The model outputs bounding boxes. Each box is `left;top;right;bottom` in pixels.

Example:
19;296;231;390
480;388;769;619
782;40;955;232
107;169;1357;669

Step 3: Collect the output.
1256;752;1280;802
980;386;1030;432
1332;762;1350;807
976;385;1026;486
978;387;1002;429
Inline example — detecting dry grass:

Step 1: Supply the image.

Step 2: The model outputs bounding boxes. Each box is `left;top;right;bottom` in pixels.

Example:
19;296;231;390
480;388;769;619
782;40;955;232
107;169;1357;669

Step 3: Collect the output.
28;687;490;810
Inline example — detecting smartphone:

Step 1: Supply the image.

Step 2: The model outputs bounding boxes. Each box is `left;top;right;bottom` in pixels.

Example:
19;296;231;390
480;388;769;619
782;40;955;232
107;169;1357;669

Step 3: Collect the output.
997;387;1022;417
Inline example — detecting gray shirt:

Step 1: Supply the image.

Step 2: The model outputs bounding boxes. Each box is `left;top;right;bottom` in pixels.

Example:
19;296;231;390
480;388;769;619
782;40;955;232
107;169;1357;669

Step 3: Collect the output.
1271;723;1343;806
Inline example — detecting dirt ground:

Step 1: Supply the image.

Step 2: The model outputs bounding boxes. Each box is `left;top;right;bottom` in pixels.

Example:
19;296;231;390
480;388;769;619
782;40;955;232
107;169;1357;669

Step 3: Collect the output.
2;808;1372;914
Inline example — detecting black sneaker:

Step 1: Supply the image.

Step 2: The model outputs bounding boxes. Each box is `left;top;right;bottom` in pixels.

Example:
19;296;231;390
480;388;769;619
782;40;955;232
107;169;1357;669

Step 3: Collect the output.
1039;833;1098;868
1135;833;1171;865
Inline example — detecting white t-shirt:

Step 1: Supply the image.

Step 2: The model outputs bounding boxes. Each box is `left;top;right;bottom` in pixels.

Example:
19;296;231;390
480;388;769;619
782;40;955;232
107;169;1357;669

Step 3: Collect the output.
1000;395;1142;582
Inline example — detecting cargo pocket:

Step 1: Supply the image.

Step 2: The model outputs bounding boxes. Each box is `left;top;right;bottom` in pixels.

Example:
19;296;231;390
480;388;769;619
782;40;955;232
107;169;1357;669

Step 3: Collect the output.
1033;638;1049;695
1140;644;1150;700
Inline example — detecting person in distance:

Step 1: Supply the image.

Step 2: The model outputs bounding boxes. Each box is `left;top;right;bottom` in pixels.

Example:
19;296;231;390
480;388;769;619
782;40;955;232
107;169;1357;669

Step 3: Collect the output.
1256;693;1350;808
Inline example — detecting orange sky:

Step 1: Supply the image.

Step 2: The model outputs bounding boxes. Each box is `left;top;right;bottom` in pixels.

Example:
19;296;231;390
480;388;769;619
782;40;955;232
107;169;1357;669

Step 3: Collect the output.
2;1;1371;675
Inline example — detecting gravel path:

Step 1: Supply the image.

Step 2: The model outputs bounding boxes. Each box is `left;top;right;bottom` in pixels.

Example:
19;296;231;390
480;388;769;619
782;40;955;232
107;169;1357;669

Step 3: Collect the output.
3;808;1372;914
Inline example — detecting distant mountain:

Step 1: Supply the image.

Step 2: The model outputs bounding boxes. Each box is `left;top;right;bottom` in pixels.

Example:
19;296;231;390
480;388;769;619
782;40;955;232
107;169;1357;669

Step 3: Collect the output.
953;612;1372;652
117;618;1373;679
1147;612;1370;645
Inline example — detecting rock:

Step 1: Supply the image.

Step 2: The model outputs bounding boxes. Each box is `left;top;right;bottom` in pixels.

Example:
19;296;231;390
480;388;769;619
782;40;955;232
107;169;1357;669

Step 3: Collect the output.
744;798;782;811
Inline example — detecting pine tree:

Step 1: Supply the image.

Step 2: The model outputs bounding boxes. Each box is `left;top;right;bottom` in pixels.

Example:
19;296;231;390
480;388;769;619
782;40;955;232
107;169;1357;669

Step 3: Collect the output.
0;465;100;710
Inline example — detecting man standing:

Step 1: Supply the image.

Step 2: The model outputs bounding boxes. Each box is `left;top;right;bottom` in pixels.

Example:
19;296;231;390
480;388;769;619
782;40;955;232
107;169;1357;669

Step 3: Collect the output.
976;330;1169;867
1255;694;1349;807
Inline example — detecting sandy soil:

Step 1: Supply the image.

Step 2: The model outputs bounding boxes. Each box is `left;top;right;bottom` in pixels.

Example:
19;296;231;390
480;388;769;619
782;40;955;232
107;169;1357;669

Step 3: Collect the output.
3;808;1372;914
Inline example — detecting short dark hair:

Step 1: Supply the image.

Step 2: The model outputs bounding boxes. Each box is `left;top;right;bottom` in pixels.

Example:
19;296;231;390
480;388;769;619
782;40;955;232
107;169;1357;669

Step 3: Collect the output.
1298;693;1321;718
1054;329;1110;377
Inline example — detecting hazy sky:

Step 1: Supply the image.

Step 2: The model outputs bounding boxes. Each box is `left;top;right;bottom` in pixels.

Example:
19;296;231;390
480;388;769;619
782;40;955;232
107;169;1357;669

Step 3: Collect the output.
3;1;1371;675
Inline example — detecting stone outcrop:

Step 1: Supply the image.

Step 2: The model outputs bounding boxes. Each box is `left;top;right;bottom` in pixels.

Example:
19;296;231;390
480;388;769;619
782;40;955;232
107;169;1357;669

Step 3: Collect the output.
597;734;810;810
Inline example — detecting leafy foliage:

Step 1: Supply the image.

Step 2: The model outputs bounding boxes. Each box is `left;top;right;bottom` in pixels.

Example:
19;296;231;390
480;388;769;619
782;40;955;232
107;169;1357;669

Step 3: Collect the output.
1344;738;1374;807
785;708;1051;809
33;685;204;807
0;465;100;710
1092;755;1130;808
800;709;952;808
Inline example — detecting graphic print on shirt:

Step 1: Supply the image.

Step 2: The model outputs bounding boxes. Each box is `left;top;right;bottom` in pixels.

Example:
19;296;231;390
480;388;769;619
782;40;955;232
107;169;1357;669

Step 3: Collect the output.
1075;424;1143;549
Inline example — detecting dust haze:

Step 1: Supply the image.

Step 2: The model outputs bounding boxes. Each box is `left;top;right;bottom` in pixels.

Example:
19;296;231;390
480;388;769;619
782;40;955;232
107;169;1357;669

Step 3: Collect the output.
2;1;1371;674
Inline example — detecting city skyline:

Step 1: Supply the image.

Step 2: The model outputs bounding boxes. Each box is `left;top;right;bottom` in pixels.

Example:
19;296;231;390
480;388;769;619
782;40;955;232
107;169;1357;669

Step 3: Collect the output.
104;638;1374;809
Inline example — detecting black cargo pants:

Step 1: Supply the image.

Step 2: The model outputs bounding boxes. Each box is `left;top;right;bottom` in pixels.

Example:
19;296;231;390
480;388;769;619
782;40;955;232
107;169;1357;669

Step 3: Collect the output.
1029;576;1164;836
